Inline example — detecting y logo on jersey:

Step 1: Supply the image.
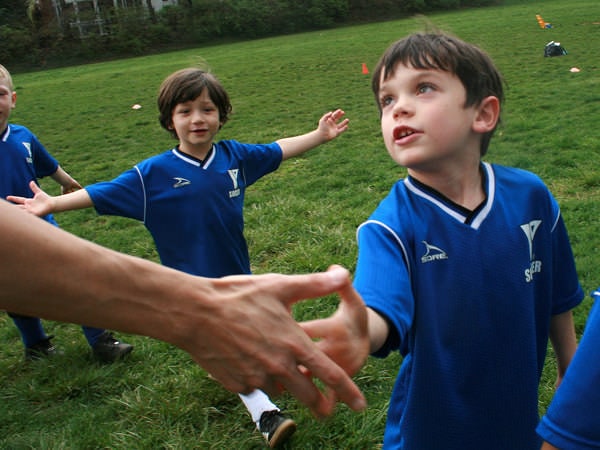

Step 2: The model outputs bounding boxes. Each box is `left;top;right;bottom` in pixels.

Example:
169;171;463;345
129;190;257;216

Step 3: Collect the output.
22;142;33;164
228;169;241;198
421;241;448;263
520;220;542;283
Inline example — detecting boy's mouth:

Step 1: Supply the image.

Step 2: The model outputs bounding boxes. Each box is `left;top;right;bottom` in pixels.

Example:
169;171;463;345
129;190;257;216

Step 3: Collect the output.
393;126;417;140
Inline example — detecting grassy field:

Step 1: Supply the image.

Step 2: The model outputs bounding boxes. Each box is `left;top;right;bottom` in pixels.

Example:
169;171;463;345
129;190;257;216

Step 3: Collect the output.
1;0;599;448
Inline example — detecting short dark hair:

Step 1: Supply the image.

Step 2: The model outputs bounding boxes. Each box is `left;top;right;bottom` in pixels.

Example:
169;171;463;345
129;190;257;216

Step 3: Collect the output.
372;32;504;155
157;68;232;139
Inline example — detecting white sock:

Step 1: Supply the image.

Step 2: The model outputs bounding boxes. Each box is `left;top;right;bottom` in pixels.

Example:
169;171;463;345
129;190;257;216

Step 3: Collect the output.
238;389;279;426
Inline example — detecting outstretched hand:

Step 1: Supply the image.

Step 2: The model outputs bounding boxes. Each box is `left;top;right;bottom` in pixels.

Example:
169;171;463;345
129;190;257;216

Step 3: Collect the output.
6;180;53;217
300;275;370;386
317;109;349;142
197;265;368;418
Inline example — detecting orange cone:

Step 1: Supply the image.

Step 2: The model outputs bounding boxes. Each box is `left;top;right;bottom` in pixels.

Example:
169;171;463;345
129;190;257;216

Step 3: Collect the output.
362;63;369;75
536;14;546;29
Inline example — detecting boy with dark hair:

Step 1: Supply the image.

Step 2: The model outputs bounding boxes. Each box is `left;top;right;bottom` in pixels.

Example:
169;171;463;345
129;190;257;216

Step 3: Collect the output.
0;63;133;363
10;67;349;448
302;32;583;449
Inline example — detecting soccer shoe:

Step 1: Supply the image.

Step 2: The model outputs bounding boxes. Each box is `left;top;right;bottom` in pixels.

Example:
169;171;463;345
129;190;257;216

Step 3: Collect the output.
25;335;61;361
258;410;297;448
92;331;133;362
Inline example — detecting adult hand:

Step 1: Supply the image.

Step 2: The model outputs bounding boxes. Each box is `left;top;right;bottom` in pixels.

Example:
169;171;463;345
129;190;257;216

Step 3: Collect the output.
188;265;367;418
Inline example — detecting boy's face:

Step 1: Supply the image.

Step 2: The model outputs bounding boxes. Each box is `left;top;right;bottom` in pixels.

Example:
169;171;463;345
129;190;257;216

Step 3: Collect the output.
376;63;483;176
170;88;221;158
0;80;16;132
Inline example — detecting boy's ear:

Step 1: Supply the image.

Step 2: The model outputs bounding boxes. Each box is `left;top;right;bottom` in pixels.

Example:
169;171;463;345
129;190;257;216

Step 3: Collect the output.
472;96;499;133
11;91;16;109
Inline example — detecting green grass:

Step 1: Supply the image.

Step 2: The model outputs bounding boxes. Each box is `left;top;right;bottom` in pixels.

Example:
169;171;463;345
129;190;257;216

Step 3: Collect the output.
2;0;599;447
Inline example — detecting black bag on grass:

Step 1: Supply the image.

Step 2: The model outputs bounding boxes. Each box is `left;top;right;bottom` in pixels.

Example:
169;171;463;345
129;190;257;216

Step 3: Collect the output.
544;41;567;57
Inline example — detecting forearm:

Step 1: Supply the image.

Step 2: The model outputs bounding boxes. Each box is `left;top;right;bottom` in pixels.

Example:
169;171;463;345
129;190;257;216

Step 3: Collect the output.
541;442;559;450
52;187;94;212
277;129;328;161
549;310;577;379
50;166;82;192
277;109;348;160
368;308;390;353
0;201;211;347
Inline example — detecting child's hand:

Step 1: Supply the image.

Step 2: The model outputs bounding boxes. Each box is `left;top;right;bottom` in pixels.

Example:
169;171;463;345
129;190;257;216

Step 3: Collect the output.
317;109;349;141
61;180;83;195
6;181;54;217
300;269;369;380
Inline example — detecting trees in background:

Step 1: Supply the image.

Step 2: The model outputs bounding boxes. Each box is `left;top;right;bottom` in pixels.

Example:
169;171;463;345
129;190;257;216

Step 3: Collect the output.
2;0;500;69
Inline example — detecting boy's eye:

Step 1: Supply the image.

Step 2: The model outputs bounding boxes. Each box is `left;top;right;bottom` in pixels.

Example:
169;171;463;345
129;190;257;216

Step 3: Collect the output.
417;83;435;94
379;95;394;108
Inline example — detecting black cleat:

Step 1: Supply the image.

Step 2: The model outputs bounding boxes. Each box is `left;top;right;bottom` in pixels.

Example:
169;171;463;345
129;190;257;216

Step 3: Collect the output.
259;410;297;448
92;331;133;362
25;335;61;361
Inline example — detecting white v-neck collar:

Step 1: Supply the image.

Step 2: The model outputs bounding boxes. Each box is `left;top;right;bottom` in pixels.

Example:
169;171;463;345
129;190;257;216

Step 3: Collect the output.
172;145;216;169
404;162;494;230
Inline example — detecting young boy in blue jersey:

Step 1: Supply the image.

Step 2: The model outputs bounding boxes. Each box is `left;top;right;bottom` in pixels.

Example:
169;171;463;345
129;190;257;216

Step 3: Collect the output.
9;67;349;448
0;64;133;363
301;32;584;449
538;289;600;450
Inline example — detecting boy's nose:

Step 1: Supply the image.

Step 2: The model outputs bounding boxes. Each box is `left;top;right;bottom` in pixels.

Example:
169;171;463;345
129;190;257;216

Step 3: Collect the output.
392;97;414;117
191;110;205;122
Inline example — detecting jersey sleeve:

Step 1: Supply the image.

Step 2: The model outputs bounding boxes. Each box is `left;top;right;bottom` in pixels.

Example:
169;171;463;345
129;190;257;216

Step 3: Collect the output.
537;295;600;449
550;211;584;314
85;167;145;221
353;219;413;357
30;134;59;178
225;140;282;186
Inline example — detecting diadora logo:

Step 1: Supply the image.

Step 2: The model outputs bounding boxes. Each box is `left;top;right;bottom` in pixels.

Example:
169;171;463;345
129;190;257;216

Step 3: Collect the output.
173;177;191;188
228;169;240;198
520;220;543;283
420;241;448;263
22;142;33;163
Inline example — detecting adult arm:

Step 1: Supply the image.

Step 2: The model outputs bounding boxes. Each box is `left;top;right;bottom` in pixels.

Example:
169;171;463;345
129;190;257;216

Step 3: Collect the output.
277;109;348;161
0;201;366;417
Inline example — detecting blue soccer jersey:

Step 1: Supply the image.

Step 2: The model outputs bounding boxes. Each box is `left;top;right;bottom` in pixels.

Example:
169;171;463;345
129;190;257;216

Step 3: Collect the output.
85;140;282;277
0;124;59;225
537;292;600;450
353;162;583;449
